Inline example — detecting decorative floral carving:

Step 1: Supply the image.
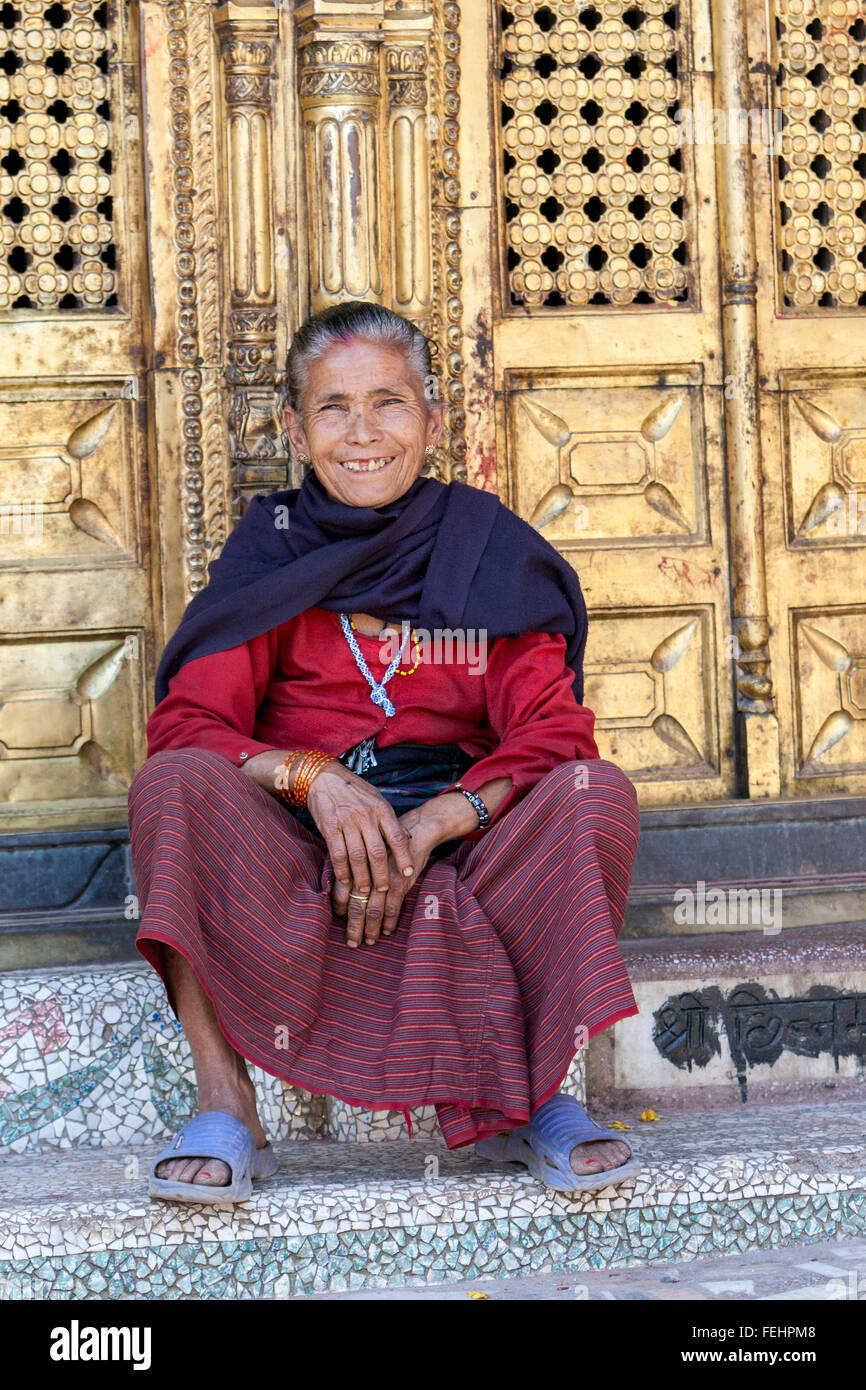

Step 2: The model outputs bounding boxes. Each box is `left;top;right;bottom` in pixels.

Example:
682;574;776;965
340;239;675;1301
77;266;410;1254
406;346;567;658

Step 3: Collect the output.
165;2;228;592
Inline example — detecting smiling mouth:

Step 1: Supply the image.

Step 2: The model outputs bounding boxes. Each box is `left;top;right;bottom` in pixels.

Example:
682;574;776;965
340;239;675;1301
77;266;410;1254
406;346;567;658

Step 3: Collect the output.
339;456;395;474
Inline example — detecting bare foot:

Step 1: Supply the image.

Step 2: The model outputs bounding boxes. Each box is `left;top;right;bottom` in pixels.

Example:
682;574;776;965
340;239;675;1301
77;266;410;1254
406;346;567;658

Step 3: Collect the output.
569;1138;631;1175
155;1072;268;1187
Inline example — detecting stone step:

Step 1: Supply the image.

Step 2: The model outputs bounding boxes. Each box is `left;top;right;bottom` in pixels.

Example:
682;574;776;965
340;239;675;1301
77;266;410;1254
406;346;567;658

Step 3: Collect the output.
587;923;866;1115
0;962;322;1154
1;1099;864;1298
0;960;585;1153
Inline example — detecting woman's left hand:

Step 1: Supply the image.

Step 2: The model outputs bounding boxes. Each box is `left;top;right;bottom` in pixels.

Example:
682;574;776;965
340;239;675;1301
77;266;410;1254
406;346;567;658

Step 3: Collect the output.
330;805;438;947
330;780;511;947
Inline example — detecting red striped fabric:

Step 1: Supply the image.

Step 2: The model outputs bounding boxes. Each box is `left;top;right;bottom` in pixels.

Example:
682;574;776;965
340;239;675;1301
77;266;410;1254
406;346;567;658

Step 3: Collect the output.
128;749;640;1148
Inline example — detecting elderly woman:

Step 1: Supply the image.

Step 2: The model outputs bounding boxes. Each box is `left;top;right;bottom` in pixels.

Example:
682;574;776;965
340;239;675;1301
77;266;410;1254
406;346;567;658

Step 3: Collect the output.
129;300;641;1204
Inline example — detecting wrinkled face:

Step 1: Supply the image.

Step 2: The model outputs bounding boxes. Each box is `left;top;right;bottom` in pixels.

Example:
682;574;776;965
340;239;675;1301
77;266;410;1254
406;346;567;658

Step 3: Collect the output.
283;338;444;508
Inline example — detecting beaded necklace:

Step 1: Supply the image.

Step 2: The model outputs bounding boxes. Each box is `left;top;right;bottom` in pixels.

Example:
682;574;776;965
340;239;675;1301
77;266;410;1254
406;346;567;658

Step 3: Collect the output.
338;613;427;774
347;614;423;675
338;613;413;719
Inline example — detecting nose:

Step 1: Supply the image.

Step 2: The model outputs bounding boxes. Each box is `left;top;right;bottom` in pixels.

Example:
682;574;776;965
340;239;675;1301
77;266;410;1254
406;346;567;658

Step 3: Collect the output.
343;403;383;446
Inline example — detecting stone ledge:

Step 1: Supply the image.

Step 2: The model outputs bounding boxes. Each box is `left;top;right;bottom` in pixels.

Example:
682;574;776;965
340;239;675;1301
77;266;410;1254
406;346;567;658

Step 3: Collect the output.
0;962;583;1154
588;926;866;1112
1;1100;865;1296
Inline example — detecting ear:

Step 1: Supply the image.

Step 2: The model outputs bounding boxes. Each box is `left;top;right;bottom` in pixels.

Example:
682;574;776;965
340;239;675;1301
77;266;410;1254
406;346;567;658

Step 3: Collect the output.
282;403;307;455
427;399;446;448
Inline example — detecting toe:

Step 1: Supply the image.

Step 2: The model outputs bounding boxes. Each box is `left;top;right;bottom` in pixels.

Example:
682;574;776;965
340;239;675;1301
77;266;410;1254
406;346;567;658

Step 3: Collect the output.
570;1139;631;1175
193;1160;231;1186
569;1143;605;1174
155;1156;231;1186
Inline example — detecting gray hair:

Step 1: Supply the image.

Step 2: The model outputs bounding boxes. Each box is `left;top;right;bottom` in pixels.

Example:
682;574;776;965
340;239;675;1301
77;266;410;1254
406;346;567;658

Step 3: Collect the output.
282;300;436;415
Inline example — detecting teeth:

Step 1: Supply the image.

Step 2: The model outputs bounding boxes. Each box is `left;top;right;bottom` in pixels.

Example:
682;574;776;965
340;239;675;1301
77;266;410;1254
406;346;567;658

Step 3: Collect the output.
341;457;394;473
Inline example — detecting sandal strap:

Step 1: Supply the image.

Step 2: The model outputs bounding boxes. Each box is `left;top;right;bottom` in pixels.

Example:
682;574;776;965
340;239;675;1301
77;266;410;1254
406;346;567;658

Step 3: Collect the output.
527;1094;635;1164
152;1110;255;1180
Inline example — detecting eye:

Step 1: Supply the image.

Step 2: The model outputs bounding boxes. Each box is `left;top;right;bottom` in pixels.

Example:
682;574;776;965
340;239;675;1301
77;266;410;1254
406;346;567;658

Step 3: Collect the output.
380;398;402;406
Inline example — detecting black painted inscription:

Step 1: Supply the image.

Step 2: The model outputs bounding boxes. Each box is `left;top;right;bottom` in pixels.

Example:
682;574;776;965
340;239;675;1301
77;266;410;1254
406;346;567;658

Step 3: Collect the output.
653;983;866;1101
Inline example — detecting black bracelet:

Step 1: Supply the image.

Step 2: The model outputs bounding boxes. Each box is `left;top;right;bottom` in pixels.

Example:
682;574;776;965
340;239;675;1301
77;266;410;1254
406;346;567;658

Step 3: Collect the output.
453;783;491;830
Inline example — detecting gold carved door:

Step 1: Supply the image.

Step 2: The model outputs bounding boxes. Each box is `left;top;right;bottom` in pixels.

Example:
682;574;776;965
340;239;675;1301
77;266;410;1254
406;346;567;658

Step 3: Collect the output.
3;0;865;857
460;0;734;808
750;0;866;797
1;0;154;833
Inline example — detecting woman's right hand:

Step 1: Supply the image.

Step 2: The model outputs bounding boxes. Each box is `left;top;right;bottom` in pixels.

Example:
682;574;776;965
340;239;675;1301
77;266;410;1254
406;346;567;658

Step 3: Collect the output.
305;764;415;948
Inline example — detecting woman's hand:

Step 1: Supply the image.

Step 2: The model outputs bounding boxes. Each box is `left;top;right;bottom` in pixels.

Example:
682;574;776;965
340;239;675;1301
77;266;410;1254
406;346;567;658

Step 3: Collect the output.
305;765;415;945
331;805;443;947
333;790;490;948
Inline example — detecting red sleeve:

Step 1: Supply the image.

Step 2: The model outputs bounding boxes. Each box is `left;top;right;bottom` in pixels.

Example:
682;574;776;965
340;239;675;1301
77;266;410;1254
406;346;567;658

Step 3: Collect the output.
145;630;281;767
443;630;599;834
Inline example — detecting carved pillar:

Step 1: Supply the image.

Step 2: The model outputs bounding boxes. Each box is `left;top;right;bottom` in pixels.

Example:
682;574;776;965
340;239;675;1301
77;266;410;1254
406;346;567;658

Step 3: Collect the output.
384;29;433;322
141;1;230;623
295;26;385;310
711;0;780;797
291;2;463;480
214;3;292;511
426;0;465;483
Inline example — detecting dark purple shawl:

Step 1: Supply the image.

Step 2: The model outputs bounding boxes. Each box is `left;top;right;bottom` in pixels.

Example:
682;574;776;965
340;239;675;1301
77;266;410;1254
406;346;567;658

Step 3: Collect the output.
154;470;589;707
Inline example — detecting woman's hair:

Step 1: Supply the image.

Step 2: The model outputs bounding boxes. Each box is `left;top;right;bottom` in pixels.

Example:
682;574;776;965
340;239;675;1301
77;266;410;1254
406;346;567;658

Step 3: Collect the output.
282;300;434;414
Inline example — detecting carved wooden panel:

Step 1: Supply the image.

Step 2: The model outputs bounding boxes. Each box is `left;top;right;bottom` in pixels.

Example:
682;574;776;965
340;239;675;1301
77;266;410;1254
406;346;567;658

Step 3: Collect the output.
0;388;139;564
506;369;707;545
772;0;866;311
792;607;866;777
496;0;695;308
584;607;720;779
0;631;144;805
781;375;866;546
0;0;117;311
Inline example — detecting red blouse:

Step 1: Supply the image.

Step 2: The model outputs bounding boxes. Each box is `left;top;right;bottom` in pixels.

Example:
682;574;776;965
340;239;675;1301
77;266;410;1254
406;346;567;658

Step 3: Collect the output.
145;606;599;835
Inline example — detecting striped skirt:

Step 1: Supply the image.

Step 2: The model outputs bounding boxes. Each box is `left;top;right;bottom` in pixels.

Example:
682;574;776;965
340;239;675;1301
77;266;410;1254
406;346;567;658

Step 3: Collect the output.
127;749;640;1149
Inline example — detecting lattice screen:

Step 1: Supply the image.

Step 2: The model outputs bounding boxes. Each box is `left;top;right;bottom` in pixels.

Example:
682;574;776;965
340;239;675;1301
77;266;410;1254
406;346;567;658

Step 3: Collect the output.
0;0;116;311
497;0;691;308
774;0;866;309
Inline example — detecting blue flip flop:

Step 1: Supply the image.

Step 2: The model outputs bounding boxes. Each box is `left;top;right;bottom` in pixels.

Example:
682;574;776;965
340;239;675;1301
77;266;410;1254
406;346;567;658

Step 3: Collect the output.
476;1093;641;1193
148;1110;278;1204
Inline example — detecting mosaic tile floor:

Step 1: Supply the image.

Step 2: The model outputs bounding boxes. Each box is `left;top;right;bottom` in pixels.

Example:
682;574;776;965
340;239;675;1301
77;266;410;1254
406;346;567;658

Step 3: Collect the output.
2;1099;865;1298
302;1233;866;1300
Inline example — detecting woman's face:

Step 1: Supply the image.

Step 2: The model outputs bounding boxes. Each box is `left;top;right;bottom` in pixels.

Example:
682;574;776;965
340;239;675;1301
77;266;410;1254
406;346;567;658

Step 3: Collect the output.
283;338;445;508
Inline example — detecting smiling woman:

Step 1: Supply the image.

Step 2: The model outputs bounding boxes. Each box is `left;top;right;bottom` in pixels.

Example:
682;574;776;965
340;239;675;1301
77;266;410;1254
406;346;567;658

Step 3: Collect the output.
128;299;642;1207
281;306;444;508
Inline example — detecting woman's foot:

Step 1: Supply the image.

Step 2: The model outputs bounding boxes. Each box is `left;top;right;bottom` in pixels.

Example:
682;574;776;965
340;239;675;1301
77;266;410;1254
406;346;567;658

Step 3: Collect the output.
475;1095;636;1191
152;1050;268;1184
569;1138;631;1175
153;944;269;1187
155;1070;268;1188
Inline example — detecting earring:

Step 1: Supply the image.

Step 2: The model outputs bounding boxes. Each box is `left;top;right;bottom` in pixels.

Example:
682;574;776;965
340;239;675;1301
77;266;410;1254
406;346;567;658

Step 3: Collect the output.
424;444;435;457
297;452;309;464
